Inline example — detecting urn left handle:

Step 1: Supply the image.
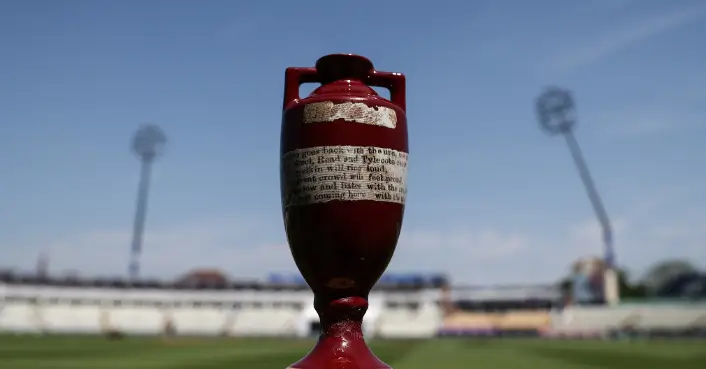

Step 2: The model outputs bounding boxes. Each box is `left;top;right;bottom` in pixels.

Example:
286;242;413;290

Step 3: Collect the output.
283;67;319;108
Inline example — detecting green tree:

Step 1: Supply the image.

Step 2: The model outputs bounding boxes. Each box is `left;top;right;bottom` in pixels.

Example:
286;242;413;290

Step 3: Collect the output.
641;259;698;295
558;277;572;295
616;268;646;298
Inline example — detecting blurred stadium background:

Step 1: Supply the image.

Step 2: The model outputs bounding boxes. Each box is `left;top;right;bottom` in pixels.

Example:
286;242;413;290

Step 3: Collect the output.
1;256;704;368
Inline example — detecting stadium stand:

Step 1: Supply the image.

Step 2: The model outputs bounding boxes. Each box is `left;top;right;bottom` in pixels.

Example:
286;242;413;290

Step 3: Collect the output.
438;286;556;337
548;302;706;338
376;291;442;338
0;272;445;338
1;270;705;339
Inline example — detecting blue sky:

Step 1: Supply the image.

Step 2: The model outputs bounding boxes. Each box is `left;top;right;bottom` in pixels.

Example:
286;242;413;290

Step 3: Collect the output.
1;0;704;285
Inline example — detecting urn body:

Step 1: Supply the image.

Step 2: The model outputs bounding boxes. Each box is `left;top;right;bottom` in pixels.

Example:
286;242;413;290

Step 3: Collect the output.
281;54;407;298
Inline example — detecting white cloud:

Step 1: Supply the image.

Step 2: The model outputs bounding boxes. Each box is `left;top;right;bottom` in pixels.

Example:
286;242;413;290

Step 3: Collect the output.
649;224;706;240
2;218;296;281
551;4;706;73
3;214;703;286
646;223;706;259
592;108;698;138
397;228;528;260
605;113;676;137
566;217;629;260
3;222;533;284
565;217;706;275
389;228;535;284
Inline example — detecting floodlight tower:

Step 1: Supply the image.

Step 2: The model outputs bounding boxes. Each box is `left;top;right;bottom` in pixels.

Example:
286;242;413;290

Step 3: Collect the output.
129;124;167;282
535;87;619;305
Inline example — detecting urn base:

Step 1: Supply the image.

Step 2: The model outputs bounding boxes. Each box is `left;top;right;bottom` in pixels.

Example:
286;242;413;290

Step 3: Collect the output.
286;296;391;369
286;336;390;369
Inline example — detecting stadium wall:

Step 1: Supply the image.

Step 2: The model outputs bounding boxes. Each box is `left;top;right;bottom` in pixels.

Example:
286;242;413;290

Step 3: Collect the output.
547;302;706;338
0;283;443;338
3;283;704;339
439;303;706;338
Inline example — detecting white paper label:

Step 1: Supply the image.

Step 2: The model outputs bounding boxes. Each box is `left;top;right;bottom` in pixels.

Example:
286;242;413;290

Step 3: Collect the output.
303;101;397;129
282;145;408;207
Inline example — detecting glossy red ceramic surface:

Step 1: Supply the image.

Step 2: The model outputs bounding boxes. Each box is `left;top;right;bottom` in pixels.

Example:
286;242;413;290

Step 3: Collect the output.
280;54;407;369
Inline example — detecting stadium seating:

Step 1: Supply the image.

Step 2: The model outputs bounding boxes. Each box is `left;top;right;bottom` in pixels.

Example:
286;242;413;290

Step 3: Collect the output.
376;301;442;338
0;301;41;333
495;311;550;331
547;303;706;337
42;303;101;334
438;310;550;336
110;305;164;335
171;305;229;336
439;312;495;336
2;280;705;339
232;307;299;336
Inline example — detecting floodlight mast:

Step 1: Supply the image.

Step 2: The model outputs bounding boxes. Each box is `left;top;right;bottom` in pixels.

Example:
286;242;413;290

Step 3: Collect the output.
129;124;167;282
535;87;619;305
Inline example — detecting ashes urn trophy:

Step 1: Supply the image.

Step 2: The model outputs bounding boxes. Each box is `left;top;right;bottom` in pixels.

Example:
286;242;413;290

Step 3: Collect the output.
280;54;408;369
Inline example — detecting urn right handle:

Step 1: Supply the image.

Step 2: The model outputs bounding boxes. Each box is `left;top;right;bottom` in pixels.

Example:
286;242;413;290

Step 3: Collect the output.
368;71;407;112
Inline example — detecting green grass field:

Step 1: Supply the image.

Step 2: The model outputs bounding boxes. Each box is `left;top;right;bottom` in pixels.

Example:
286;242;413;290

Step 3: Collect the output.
0;335;704;369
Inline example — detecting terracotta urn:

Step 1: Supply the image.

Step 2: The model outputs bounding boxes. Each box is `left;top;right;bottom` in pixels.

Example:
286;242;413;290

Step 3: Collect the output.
280;54;408;369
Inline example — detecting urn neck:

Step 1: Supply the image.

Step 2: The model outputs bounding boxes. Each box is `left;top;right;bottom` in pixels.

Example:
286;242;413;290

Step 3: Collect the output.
310;79;379;97
315;54;374;85
292;295;389;369
315;295;368;339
